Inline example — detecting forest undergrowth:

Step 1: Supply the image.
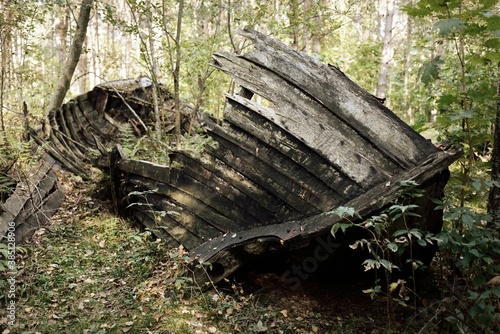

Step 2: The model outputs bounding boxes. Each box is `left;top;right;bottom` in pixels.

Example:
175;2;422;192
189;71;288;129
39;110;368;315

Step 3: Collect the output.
2;166;497;333
0;168;465;334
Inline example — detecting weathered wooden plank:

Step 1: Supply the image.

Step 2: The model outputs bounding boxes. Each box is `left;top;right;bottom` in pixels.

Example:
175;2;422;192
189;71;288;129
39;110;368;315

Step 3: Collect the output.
237;28;437;167
1;158;55;218
301;148;462;237
191;147;462;284
69;100;97;147
0;156;64;243
126;201;202;251
29;128;88;177
15;170;58;225
181;150;302;222
50;128;82;165
169;168;260;228
140;192;221;241
125;175;242;233
78;93;118;135
94;90;109;115
14;188;64;243
118;159;170;184
49;109;82;163
61;103;88;156
77;94;117;140
205;128;323;216
110;145;128;214
171;152;277;225
211;52;399;187
223;95;363;200
129;209;181;247
55;106;86;160
207;113;343;211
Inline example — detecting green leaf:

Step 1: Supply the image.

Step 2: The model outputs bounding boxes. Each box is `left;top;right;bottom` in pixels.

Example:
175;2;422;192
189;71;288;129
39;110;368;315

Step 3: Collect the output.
418;56;443;85
417;239;428;247
473;274;486;286
409;229;423;239
449;109;476;121
403;0;450;17
331;222;353;236
379;259;398;272
491;286;500;297
328;206;360;219
479;290;491;300
485;38;500;49
433;18;465;36
485;51;500;63
469;248;484;258
461;213;476;226
481;0;500;9
470;305;482;318
437;94;457;107
487;15;500;30
388;242;398;252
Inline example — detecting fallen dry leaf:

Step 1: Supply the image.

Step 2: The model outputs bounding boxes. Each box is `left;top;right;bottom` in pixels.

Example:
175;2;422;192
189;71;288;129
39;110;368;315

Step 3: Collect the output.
487;276;500;286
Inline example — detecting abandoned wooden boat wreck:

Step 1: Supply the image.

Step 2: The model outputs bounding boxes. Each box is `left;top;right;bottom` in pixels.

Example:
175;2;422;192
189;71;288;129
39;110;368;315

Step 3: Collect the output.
32;29;461;285
0;153;65;243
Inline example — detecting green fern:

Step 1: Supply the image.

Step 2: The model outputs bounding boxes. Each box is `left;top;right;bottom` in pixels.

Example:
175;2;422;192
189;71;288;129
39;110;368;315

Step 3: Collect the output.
0;173;16;204
117;122;138;157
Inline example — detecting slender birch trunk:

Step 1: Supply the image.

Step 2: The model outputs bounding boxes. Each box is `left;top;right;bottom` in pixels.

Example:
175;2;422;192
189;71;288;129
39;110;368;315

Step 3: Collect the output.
44;0;93;136
376;0;395;99
174;0;185;149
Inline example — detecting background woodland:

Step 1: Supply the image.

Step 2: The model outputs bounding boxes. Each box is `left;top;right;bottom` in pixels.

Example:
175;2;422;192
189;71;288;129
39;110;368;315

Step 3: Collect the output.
1;0;500;333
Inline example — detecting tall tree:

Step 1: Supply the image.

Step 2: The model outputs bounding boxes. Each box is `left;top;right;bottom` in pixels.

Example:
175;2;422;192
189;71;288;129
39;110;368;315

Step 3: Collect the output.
377;0;395;99
44;0;93;134
174;0;185;148
488;83;500;227
403;0;413;124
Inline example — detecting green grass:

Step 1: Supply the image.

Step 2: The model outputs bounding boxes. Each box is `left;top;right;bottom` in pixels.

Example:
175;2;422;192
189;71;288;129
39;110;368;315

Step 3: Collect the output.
1;176;427;334
6;212;199;333
3;208;333;334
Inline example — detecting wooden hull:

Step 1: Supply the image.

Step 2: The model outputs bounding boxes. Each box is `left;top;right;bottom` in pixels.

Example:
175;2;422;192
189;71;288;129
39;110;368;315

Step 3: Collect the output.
0;153;65;243
35;30;462;284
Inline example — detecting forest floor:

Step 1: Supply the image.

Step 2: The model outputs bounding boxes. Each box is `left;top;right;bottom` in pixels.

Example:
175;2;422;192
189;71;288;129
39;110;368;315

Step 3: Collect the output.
2;169;444;334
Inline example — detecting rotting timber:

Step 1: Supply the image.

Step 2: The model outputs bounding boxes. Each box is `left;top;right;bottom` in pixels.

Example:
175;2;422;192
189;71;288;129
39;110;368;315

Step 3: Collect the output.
34;29;461;285
0;153;65;243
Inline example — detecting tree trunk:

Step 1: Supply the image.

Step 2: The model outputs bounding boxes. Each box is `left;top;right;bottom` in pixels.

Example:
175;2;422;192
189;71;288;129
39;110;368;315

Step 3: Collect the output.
44;0;93;128
289;0;300;50
144;0;161;138
311;0;323;54
376;0;395;99
78;37;89;93
404;0;413;124
54;5;69;65
91;0;100;88
488;82;500;228
1;0;13;132
174;0;185;149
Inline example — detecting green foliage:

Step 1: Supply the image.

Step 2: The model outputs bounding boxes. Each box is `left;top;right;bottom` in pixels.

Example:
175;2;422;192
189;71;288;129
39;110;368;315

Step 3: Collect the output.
430;200;500;332
331;182;436;325
406;0;500;210
331;181;500;332
0;242;9;301
418;56;444;86
433;17;465;36
117;122;139;157
0;173;16;203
